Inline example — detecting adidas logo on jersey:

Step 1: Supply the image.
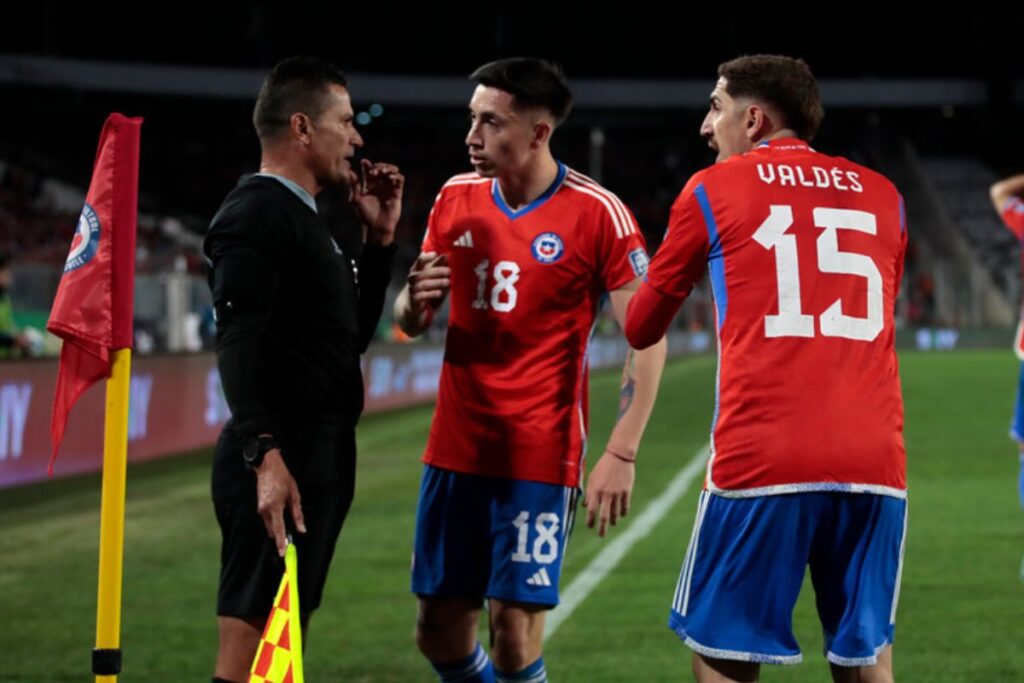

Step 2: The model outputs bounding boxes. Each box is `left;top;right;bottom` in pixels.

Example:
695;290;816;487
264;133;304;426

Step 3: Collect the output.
526;568;552;587
454;231;475;248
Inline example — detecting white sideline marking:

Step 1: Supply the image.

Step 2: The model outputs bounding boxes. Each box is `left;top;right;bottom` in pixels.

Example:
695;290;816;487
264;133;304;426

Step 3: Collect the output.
544;444;710;640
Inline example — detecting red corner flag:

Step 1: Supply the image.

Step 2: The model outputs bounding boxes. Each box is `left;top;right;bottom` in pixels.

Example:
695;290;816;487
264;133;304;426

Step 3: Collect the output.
47;113;142;474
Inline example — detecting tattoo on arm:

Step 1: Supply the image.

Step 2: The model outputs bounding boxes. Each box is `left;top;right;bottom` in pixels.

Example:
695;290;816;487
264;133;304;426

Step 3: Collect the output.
617;351;637;421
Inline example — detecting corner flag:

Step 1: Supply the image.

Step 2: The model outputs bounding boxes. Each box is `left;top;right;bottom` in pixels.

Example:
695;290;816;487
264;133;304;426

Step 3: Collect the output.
47;112;141;474
45;113;141;681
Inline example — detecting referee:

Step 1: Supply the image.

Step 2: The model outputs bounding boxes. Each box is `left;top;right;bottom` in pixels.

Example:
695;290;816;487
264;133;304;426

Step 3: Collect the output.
204;56;403;683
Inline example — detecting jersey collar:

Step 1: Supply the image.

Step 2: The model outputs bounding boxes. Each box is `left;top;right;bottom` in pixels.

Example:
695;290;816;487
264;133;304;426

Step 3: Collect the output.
257;172;318;213
491;161;567;220
755;137;813;152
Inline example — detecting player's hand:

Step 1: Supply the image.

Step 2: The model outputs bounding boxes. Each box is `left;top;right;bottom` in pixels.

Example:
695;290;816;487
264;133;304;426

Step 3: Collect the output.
255;450;306;557
583;451;635;537
350;159;404;246
407;251;451;312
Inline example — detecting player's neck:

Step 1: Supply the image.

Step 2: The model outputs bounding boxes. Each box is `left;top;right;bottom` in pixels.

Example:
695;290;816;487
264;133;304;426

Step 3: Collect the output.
496;155;560;210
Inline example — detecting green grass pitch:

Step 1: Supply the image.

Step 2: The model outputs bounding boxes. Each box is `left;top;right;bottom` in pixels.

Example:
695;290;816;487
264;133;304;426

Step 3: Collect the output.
2;350;1023;681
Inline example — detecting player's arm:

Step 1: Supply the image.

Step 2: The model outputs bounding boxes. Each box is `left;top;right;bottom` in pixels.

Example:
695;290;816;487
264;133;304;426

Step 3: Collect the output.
624;284;687;350
589;176;711;534
393;252;450;337
625;177;711;349
585;278;668;537
990;174;1024;214
393;187;452;337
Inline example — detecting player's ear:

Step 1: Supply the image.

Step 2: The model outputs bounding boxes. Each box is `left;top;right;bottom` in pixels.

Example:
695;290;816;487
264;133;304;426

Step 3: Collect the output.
532;119;553;148
745;104;768;142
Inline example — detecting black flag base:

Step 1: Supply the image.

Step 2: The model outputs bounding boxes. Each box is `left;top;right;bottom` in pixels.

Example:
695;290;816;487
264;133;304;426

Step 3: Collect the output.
92;648;122;675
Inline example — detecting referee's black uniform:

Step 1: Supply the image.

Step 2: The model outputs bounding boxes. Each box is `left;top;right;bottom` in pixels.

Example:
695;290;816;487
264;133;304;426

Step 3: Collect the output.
205;174;394;618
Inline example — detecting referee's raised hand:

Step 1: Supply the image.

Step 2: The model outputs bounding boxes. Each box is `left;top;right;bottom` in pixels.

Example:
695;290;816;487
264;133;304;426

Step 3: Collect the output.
255;449;306;557
351;158;404;246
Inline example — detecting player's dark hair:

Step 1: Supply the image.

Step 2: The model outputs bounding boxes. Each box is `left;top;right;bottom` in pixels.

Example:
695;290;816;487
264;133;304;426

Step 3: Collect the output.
253;56;348;142
718;55;824;142
0;250;10;270
470;58;573;126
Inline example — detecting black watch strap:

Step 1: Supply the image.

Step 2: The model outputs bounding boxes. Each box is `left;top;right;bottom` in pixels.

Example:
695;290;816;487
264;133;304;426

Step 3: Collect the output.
243;435;278;470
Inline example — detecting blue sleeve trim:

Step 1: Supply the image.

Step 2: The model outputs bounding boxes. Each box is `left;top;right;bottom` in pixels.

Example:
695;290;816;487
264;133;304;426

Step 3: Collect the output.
694;183;727;329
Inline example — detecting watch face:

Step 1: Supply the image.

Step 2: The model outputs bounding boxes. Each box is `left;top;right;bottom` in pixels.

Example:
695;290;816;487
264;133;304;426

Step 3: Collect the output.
244;437;276;467
244;438;265;465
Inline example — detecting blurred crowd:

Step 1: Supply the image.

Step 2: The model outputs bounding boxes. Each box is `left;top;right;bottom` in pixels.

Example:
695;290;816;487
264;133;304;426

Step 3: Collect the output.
0;101;982;355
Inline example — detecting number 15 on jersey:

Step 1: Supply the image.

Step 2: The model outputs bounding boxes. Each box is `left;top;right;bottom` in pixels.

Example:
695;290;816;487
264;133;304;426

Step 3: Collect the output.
753;205;885;342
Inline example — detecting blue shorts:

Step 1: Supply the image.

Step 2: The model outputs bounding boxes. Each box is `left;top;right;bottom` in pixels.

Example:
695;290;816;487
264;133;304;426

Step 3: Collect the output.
669;491;907;666
1009;363;1024;508
411;464;577;606
1010;361;1024;442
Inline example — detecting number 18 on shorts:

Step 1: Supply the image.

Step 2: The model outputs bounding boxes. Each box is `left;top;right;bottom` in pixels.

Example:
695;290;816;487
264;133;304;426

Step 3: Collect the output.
412;464;576;606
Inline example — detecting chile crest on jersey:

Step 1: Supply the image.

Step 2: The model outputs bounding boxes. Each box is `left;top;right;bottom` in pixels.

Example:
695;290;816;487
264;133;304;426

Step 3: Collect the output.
531;231;564;264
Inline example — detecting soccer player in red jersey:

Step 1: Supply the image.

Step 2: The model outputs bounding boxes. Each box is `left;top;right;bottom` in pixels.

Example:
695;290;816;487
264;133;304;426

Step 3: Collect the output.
395;58;667;683
626;56;907;682
989;175;1024;544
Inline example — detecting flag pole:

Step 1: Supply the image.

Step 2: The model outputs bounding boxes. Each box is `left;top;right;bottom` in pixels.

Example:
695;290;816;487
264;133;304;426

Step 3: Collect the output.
93;348;132;682
286;542;304;683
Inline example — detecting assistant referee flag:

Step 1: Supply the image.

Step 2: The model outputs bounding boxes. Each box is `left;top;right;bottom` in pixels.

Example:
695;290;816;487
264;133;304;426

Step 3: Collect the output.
250;542;305;683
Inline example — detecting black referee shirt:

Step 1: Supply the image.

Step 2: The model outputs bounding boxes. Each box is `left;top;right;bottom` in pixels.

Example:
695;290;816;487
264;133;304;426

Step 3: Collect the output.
204;175;394;496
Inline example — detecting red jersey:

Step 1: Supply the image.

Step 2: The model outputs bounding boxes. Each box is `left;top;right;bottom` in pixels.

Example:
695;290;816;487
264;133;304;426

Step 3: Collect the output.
421;163;648;487
627;138;907;497
999;197;1024;358
1000;196;1024;238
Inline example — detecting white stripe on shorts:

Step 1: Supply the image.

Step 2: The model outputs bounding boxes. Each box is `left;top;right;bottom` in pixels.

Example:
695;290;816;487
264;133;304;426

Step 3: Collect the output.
889;500;909;624
673;490;711;616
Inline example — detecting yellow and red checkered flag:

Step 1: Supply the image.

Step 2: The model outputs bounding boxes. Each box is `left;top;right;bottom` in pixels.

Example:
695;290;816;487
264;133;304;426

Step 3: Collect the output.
249;542;304;683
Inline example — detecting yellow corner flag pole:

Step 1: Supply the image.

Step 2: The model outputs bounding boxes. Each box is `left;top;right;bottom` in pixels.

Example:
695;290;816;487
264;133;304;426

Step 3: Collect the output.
94;348;132;682
249;540;304;683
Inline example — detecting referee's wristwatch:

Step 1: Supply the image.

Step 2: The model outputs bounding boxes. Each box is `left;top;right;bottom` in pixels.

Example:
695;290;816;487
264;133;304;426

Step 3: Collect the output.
243;435;279;470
